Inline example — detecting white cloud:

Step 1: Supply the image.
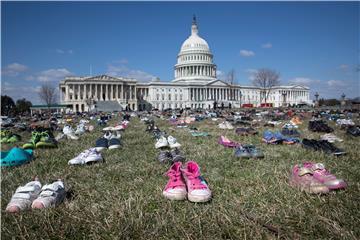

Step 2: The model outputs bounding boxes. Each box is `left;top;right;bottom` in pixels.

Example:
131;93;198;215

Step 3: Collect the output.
261;43;272;48
2;63;28;76
289;77;321;86
106;64;155;82
338;64;349;70
327;80;347;88
1;81;42;104
55;49;74;54
240;50;255;57
36;68;73;82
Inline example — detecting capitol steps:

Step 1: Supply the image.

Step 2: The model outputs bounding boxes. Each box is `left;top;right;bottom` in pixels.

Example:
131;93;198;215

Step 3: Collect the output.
94;100;123;112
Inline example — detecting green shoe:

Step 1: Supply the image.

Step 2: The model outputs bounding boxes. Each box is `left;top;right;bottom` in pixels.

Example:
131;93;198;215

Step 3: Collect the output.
0;130;11;143
35;131;57;148
6;134;21;143
23;131;41;149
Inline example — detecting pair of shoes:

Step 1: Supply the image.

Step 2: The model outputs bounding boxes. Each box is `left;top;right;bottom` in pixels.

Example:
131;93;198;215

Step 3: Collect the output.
290;116;302;125
281;128;300;137
68;148;103;165
63;125;79;140
218;121;234;129
262;131;299;145
6;178;65;213
23;131;57;149
95;134;121;151
308;120;334;133
158;148;185;164
320;133;343;143
1;148;33;167
235;145;264;158
0;130;22;143
155;136;181;149
163;161;211;203
302;139;346;155
289;163;347;194
218;136;240;148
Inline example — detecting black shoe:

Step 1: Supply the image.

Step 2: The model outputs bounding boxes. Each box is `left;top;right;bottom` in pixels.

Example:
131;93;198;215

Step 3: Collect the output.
347;125;360;137
170;148;185;162
319;140;346;156
302;139;319;151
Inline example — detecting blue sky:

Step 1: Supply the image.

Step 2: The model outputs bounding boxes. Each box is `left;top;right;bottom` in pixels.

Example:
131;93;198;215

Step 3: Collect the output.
1;1;359;104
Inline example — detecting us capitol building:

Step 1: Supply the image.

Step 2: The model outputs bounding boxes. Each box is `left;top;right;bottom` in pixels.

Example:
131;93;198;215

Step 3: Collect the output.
59;17;311;112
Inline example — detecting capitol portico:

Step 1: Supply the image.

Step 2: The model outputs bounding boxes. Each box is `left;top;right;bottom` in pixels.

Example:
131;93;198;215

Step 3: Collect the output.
60;16;311;112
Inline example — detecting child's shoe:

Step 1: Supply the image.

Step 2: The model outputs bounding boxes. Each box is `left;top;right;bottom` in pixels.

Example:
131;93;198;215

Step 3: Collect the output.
182;161;212;203
163;162;187;200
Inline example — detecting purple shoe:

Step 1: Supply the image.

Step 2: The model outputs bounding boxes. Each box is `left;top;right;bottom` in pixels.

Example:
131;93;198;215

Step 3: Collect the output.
289;163;329;194
303;163;347;190
218;136;240;148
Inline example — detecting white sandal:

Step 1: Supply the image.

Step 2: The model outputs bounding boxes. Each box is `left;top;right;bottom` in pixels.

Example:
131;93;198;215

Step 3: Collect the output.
6;179;42;212
31;180;65;209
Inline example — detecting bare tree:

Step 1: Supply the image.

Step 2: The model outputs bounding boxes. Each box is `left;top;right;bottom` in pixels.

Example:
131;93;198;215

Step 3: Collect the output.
252;68;280;103
38;83;57;108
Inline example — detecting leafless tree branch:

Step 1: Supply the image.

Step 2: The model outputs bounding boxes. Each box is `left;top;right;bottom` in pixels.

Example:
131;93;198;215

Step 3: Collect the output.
252;68;280;103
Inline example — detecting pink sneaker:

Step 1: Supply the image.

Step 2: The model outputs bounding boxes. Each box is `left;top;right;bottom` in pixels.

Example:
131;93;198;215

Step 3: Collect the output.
289;164;329;194
182;161;212;203
218;136;240;148
303;163;347;190
163;162;187;200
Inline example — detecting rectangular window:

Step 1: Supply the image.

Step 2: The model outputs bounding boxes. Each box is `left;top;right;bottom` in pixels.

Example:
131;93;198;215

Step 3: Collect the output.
162;94;164;100
180;95;183;101
168;94;171;100
175;94;177;101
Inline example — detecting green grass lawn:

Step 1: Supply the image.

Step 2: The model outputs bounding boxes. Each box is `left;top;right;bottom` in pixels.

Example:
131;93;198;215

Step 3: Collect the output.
1;115;360;239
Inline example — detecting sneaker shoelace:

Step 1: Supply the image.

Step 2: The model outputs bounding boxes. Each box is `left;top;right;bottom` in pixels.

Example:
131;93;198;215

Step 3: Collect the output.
183;170;207;190
165;169;184;189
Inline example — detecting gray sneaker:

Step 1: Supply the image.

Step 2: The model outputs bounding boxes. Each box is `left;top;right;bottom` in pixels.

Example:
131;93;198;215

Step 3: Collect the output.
234;146;251;158
170;148;185;162
244;145;264;158
158;150;172;164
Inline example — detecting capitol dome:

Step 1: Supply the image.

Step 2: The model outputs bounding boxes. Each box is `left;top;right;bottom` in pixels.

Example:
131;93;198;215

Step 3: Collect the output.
173;16;217;83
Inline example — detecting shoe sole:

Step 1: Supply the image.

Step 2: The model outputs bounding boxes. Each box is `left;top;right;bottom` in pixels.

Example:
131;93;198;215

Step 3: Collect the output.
187;193;212;203
95;147;106;152
162;191;187;201
108;145;121;149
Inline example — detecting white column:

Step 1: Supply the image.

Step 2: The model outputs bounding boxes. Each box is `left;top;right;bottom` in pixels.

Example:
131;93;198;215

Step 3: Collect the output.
65;85;69;101
77;84;81;100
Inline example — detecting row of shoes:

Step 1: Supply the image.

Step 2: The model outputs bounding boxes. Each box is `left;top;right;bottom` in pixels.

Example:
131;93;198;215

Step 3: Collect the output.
163;161;212;203
1;130;21;143
308;120;334;133
302;139;346;156
290;163;347;194
5;178;65;213
23;130;57;149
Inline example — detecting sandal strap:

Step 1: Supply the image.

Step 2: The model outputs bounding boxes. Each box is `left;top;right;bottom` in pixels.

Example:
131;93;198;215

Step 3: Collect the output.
12;192;31;200
16;186;36;193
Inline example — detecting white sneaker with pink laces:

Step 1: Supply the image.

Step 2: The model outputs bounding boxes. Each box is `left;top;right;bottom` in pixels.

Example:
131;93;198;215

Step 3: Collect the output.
163;162;187;200
182;161;212;203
